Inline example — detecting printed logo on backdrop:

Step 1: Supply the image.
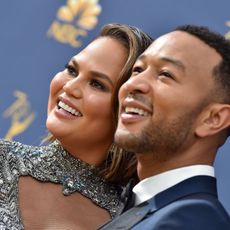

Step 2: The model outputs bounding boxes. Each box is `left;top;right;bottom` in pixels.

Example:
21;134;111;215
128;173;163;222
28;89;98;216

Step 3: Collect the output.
225;20;230;39
47;0;102;47
2;91;35;140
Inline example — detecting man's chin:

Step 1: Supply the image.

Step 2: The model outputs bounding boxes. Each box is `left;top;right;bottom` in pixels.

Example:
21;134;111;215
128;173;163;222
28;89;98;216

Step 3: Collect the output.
115;128;138;152
114;128;128;147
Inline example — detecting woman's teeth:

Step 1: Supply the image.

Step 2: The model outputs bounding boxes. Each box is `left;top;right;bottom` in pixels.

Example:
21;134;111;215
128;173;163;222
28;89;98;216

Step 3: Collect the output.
58;101;82;117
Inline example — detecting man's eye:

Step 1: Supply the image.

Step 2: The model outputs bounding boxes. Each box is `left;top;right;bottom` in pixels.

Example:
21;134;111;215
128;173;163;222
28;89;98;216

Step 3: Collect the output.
65;64;77;77
132;66;143;75
159;71;174;79
89;79;106;91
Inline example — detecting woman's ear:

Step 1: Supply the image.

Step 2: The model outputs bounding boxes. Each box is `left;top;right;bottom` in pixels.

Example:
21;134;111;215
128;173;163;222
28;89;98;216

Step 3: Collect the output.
195;104;230;138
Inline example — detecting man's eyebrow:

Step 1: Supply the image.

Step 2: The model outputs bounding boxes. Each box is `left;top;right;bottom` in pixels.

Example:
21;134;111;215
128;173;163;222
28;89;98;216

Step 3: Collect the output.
161;56;185;71
136;54;146;62
136;54;185;72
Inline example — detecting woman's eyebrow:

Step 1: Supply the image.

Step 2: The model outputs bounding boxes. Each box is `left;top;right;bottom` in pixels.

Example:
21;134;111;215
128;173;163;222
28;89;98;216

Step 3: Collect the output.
90;70;113;87
71;58;113;87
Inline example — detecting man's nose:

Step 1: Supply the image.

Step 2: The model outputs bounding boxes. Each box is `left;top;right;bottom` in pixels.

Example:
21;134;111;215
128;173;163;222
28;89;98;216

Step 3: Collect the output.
121;73;151;95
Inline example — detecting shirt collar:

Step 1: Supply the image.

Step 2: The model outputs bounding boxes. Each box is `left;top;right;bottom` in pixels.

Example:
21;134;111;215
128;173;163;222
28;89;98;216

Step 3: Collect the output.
133;165;215;205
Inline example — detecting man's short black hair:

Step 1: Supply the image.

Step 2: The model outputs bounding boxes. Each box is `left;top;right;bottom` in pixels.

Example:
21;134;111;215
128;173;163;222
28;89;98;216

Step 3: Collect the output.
175;25;230;104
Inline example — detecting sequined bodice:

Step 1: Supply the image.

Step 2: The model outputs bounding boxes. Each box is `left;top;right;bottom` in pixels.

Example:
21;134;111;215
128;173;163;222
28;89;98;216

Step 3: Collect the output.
0;139;122;230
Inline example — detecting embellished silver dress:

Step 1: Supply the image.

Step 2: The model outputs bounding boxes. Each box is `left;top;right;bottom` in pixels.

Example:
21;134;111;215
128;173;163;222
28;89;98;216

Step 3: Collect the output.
0;139;122;230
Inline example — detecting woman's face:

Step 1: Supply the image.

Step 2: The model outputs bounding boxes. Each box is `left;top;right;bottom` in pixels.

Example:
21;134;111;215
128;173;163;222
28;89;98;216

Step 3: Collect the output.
46;37;128;162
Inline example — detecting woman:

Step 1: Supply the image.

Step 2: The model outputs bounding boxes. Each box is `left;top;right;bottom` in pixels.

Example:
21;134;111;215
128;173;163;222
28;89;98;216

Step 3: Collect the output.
0;23;152;229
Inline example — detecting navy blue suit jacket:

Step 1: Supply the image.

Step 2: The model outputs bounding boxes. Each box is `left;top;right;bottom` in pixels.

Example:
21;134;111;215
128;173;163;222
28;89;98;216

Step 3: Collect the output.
100;176;230;230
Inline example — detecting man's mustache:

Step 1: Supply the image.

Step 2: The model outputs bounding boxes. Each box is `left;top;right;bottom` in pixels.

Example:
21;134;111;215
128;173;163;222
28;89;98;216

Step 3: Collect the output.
125;92;152;108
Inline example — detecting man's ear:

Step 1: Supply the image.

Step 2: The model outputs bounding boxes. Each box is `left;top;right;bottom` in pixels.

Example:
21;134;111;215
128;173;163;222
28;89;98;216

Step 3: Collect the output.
195;104;230;137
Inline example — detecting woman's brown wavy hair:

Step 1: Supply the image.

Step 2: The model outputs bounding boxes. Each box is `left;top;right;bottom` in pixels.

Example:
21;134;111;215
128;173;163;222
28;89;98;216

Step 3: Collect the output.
43;23;153;185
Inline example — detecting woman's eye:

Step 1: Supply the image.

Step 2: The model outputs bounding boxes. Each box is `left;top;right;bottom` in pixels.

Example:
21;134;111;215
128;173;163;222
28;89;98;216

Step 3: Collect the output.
65;64;77;77
89;79;106;91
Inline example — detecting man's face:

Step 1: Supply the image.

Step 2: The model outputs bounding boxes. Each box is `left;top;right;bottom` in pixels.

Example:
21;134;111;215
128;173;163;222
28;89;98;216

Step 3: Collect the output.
115;31;221;157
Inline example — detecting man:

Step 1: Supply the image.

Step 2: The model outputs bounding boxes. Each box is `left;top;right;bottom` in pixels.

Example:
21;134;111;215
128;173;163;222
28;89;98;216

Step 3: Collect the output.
100;25;230;229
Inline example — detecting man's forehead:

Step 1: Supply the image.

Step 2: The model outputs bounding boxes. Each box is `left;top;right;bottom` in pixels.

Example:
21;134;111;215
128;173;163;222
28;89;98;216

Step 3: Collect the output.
141;30;220;63
146;31;193;52
138;31;187;61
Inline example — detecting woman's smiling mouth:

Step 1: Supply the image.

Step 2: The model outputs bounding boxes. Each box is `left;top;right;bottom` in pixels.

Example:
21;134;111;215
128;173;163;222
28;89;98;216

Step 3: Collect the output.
58;101;82;117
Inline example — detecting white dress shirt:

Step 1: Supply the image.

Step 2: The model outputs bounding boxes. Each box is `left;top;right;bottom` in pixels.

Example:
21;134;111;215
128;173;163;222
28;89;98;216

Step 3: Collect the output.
133;165;215;205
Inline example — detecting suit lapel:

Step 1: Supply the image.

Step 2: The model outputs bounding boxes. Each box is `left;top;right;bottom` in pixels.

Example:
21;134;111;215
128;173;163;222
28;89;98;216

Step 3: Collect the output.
99;201;152;229
148;175;217;213
99;176;217;229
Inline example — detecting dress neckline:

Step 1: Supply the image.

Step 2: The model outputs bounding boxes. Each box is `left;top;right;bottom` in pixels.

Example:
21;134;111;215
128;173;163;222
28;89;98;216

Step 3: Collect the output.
43;140;121;217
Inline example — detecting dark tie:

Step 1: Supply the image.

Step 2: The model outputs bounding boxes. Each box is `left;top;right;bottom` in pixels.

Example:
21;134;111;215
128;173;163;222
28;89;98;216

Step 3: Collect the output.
98;179;150;229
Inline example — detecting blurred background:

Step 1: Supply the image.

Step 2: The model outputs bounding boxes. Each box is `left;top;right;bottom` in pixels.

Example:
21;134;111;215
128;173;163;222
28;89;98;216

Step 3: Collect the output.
0;0;230;213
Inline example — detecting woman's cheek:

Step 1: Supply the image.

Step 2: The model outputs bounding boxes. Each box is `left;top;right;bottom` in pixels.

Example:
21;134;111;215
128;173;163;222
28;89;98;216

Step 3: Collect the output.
47;73;65;113
49;72;65;96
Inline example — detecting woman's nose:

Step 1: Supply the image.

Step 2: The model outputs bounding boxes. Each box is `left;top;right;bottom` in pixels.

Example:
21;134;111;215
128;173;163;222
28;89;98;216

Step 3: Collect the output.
63;78;82;98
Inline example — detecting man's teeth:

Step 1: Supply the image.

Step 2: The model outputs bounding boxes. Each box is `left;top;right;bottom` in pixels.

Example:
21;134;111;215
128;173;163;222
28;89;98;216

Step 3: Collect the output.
125;107;149;116
58;101;82;116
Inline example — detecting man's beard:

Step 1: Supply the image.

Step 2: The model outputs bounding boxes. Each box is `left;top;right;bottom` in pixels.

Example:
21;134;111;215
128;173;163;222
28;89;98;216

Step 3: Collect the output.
115;112;195;158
